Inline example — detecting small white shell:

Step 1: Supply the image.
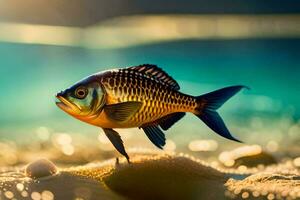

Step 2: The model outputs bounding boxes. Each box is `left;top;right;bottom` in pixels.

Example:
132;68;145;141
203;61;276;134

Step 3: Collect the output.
25;159;58;179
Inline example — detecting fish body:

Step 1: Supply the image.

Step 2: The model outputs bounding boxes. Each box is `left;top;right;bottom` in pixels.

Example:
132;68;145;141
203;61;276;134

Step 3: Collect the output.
56;64;247;162
89;67;196;128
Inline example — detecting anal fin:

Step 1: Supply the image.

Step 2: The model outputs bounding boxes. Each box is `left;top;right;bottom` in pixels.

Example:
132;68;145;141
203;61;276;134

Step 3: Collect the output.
141;125;166;149
158;112;186;130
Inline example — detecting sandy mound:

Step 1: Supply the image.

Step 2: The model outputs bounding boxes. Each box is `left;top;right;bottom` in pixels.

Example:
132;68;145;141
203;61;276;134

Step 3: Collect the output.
0;152;299;200
70;154;227;200
226;173;300;199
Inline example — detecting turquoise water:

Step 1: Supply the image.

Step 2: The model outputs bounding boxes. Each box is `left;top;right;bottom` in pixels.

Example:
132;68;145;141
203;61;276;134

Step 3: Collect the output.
0;39;299;142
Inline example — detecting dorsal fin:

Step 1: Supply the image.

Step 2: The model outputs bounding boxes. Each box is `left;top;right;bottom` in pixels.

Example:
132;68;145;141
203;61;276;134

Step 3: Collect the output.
128;64;180;90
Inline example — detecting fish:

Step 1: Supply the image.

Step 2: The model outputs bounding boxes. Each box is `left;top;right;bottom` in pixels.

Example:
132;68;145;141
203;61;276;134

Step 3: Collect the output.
56;64;247;162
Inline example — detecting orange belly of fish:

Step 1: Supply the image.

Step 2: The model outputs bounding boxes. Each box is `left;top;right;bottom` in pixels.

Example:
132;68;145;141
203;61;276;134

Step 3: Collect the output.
87;108;174;128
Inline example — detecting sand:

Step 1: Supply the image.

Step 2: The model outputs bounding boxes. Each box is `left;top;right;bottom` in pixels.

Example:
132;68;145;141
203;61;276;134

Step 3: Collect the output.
0;151;299;200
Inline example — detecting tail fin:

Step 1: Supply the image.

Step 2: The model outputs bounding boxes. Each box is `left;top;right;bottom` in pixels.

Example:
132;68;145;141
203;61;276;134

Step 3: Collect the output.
194;85;248;142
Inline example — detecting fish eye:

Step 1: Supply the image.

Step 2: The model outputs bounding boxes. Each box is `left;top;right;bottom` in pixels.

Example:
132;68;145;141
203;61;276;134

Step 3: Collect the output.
75;86;88;99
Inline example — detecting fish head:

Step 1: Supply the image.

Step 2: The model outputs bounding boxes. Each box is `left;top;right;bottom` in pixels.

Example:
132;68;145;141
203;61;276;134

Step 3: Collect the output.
56;76;105;120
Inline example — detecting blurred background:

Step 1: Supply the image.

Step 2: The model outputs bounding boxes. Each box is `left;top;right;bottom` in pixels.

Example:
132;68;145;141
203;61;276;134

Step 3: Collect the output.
0;0;299;166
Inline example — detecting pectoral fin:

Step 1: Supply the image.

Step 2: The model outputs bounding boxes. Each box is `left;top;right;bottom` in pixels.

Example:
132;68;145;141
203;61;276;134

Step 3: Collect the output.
103;128;130;162
104;102;142;122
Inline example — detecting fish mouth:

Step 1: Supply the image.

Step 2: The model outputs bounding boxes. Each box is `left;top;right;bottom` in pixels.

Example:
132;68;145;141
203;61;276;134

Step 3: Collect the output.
55;95;79;112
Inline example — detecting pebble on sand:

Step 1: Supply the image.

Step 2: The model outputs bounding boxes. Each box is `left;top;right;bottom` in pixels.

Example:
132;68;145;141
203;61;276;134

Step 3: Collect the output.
25;158;58;179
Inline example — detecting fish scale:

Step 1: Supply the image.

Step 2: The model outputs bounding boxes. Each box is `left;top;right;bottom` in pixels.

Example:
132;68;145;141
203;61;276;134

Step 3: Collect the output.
99;68;195;127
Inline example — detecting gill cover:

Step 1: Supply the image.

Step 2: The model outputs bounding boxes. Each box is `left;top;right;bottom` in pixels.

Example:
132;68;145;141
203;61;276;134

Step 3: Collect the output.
56;79;105;119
